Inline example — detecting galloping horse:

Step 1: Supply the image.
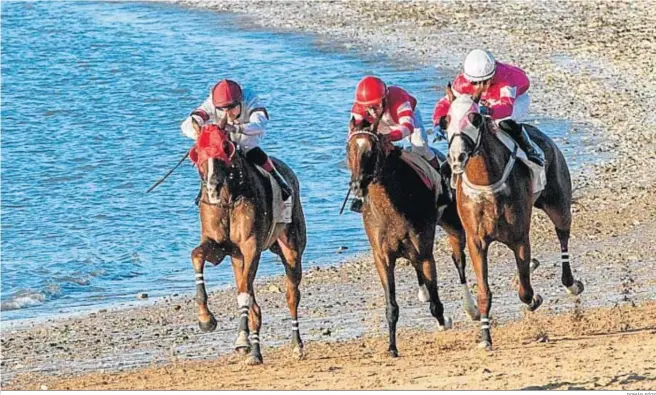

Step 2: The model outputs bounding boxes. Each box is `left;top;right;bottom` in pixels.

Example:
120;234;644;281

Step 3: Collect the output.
190;123;307;365
443;86;584;349
346;118;479;357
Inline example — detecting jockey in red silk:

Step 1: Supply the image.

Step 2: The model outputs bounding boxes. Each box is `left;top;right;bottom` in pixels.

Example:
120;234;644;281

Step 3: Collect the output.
433;50;544;166
181;79;292;201
348;76;439;212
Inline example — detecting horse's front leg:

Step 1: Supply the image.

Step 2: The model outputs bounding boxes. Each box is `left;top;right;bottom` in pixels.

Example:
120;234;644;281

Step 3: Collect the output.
192;238;220;332
373;250;399;357
232;245;264;365
439;206;479;320
467;237;493;350
512;240;543;311
418;255;452;331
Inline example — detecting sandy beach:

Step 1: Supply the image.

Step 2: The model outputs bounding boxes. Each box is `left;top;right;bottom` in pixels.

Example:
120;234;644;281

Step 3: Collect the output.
2;0;655;390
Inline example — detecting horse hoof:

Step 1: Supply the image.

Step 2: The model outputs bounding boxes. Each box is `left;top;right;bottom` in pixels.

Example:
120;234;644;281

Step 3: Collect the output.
234;331;251;353
245;355;263;366
198;314;217;333
236;346;251;355
526;294;543;312
477;340;493;351
438;316;453;331
387;349;399;358
292;345;305;360
530;258;540;272
566;280;584;296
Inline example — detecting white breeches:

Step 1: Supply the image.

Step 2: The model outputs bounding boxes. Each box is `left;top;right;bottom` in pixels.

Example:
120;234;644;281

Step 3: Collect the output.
408;109;436;161
495;93;530;125
230;132;262;153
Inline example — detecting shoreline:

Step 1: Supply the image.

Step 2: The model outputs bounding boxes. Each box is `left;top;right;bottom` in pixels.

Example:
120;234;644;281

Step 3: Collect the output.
3;0;656;389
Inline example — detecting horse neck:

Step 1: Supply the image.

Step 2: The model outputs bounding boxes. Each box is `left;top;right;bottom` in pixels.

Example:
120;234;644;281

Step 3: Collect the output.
464;123;510;186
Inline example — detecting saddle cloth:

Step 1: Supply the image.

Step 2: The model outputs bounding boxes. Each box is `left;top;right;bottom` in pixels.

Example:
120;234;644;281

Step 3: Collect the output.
495;129;547;194
254;166;292;249
399;150;443;204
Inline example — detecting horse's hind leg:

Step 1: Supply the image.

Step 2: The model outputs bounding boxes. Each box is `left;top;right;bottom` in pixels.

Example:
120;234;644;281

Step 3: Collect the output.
542;205;584;295
439;206;479;320
373;250;399;357
512;241;543;312
192;239;219;332
418;256;452;330
272;231;305;358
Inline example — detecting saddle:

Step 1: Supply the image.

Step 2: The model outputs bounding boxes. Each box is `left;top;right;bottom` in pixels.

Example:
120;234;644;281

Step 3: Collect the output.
495;129;546;195
253;165;293;249
399;149;443;205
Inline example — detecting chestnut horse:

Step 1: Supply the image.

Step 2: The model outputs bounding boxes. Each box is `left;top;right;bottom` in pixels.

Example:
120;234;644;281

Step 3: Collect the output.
191;124;306;365
443;87;584;349
346;118;480;357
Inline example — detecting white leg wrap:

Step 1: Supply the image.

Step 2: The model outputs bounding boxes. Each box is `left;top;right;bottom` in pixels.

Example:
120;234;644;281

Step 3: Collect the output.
237;292;252;308
462;284;478;316
291;319;299;331
417;284;430;302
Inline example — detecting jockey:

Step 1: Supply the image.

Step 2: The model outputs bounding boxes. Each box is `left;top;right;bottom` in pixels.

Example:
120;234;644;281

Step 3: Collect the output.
348;75;438;212
433;50;544;166
181;79;292;201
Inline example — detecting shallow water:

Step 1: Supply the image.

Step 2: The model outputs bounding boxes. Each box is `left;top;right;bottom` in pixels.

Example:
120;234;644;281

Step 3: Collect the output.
1;2;580;321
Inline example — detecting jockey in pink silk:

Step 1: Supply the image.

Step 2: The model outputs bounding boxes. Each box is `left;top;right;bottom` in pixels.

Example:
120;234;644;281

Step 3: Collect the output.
433;50;544;166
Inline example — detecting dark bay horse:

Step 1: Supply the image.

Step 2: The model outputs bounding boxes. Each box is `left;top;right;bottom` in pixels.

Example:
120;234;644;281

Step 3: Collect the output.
346;118;479;357
444;87;584;349
190;124;307;365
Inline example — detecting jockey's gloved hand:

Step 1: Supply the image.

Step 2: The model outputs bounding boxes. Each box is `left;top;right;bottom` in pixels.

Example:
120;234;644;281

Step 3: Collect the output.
479;105;493;116
223;124;241;134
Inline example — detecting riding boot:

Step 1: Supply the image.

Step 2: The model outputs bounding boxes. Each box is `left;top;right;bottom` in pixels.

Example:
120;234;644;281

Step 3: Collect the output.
268;166;293;201
499;120;545;167
350;197;364;213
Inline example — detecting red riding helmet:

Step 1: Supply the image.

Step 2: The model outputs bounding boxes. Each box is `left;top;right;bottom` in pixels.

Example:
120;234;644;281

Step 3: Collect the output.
355;76;387;106
212;79;243;108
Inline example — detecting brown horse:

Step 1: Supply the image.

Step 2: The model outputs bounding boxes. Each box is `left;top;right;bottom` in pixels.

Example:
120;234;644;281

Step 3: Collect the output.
443;87;584;349
191;124;306;365
346;118;480;357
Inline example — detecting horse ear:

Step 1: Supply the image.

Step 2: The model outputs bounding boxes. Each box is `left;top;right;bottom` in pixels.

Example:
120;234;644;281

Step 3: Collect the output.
445;82;455;103
468;112;483;128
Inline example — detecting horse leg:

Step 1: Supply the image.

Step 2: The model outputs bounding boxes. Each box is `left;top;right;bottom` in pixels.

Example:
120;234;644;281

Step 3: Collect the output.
272;232;304;359
467;237;493;349
231;254;251;355
192;239;218;332
439;206;479;320
415;267;430;303
245;252;264;365
542;206;584;295
512;241;543;312
418;256;452;330
373;250;399;357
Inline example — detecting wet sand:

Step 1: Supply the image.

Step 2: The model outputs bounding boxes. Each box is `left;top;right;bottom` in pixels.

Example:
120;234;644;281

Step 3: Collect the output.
2;0;656;390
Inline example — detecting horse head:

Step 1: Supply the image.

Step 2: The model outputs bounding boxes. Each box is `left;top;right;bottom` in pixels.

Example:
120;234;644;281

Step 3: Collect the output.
190;123;237;203
346;117;386;198
443;84;487;174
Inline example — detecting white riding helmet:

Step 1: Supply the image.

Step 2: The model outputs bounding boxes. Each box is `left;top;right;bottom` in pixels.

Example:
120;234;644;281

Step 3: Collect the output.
463;49;496;82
